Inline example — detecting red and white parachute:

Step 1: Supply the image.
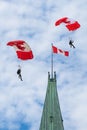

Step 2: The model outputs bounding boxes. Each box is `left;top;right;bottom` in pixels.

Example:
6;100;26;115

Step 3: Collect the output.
55;17;80;31
7;40;34;60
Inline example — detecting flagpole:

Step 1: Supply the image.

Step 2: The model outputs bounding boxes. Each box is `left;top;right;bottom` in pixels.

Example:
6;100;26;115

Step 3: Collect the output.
51;43;53;79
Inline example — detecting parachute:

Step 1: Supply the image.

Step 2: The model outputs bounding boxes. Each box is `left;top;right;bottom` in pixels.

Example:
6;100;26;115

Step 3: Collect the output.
55;17;80;31
7;40;34;60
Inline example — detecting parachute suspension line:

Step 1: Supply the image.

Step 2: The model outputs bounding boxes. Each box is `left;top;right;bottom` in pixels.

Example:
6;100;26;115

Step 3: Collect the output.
18;50;22;67
16;56;21;70
51;43;53;79
16;56;20;67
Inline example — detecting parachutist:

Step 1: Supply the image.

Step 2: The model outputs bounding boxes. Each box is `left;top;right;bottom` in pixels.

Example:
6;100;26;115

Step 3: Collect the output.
69;40;75;48
17;65;23;81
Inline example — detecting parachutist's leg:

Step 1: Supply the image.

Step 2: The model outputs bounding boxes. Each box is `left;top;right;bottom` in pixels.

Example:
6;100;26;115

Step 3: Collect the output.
20;75;23;81
69;42;75;48
19;74;23;81
71;43;75;48
72;44;75;48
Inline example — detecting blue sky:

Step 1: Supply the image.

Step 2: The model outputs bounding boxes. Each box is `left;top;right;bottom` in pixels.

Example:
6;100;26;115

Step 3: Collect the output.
0;0;87;130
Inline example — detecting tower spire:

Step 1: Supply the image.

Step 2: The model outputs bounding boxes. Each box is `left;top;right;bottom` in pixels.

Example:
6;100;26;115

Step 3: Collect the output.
39;72;64;130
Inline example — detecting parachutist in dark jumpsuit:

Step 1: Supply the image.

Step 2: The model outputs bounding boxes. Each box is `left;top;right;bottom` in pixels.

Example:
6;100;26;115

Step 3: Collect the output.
69;40;75;48
17;66;23;81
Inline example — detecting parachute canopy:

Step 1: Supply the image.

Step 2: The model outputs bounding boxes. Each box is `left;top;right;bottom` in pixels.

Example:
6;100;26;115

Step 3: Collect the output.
7;40;34;60
55;17;80;31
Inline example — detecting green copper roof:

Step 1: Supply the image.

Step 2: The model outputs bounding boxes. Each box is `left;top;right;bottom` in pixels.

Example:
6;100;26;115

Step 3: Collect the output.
39;72;64;130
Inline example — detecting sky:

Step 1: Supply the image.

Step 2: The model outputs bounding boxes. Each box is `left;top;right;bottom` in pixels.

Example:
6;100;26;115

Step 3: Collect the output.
0;0;87;130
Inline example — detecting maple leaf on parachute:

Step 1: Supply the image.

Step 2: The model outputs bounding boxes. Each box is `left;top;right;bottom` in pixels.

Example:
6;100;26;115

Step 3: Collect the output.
7;40;34;60
55;17;80;31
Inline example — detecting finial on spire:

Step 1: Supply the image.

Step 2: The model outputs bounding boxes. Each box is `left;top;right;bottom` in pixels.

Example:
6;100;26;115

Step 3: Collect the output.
48;72;50;80
54;71;56;81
